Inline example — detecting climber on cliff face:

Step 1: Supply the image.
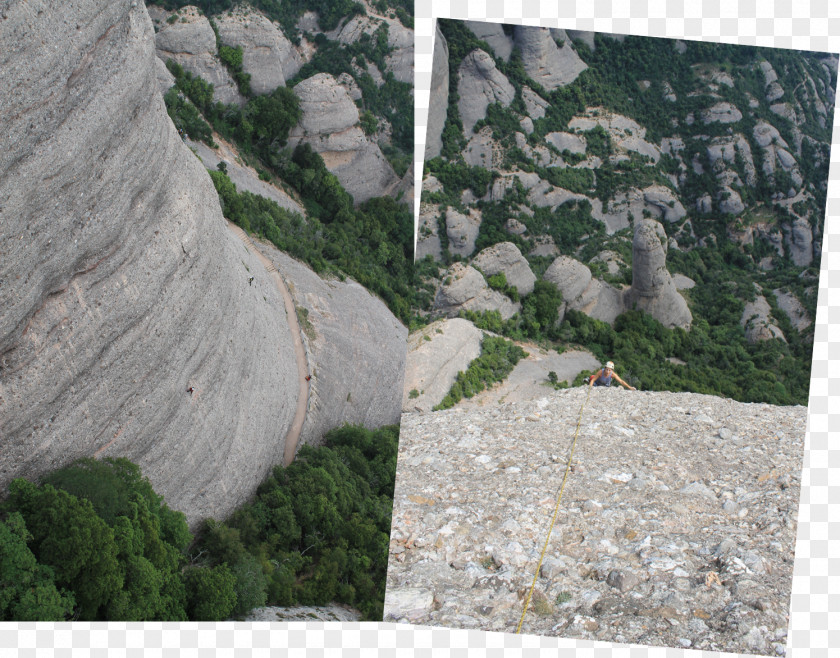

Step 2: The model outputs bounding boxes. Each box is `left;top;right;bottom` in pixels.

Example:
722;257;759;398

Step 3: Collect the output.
588;361;637;390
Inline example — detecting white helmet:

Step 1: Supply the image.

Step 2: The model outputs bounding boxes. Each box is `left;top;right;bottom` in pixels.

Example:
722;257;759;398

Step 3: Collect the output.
605;361;615;370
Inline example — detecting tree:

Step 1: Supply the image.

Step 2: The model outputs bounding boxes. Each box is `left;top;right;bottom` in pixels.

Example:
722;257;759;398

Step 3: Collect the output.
6;479;123;620
0;513;75;621
183;565;237;621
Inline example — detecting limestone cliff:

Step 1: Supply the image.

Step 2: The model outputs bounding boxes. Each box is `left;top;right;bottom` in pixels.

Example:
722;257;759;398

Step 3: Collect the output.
2;0;300;525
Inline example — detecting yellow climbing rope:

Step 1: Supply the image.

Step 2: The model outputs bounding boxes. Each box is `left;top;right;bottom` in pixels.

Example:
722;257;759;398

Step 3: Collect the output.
516;384;592;634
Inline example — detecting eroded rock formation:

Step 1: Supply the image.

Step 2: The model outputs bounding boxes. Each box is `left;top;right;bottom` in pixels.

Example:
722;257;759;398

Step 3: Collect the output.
287;73;399;204
425;22;450;160
625;219;692;329
1;0;297;524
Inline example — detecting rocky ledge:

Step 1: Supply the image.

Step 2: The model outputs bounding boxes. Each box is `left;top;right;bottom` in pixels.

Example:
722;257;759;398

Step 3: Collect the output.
385;388;804;655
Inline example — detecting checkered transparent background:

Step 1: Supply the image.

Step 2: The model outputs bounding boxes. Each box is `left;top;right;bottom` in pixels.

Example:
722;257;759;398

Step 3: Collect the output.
4;0;840;655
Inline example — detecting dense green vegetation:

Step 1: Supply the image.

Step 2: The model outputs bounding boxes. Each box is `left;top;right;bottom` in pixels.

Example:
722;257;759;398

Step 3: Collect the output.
208;151;415;324
157;2;416;325
434;336;528;410
199;424;398;620
1;459;194;621
1;424;398;621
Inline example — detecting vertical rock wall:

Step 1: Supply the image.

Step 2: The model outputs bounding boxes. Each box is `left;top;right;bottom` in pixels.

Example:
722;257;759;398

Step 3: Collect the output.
0;0;297;525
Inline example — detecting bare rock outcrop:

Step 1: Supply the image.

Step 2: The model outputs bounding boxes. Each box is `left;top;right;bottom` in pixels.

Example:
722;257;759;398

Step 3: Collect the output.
154;6;244;106
522;86;550;119
250;242;407;446
434;264;519;320
643;185;686;223
472;242;537;296
625;219;692;329
464;20;513;61
402;319;485;412
513;25;587;91
700;102;742;125
416;205;443;261
1;0;298;524
784;217;814;267
445;207;482;258
772;290;812;332
425;22;450;160
215;8;302;94
741;295;786;343
457;49;515;135
543;257;592;303
288;73;399;204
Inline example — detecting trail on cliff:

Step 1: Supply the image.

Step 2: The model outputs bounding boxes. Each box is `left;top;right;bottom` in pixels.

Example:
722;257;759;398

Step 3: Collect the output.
228;221;309;465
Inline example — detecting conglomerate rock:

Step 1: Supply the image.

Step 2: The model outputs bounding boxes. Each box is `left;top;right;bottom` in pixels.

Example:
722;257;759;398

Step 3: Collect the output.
1;0;297;525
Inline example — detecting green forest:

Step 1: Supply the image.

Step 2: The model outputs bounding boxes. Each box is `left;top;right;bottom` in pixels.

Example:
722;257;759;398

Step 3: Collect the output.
0;424;397;621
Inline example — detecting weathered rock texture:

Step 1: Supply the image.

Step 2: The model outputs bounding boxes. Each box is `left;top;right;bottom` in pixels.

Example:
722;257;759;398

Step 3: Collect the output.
154;5;244;106
625;219;692;330
471;242;537;296
434;263;519;320
402;319;485;412
386;388;805;656
425;22;450;160
741;296;786;344
457;49;515;135
215;7;302;94
464;20;513;61
251;241;407;446
288;73;399;204
445;207;481;258
1;0;298;524
513;25;587;91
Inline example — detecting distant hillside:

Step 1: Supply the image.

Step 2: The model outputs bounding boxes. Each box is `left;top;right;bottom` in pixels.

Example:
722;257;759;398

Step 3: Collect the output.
415;20;836;406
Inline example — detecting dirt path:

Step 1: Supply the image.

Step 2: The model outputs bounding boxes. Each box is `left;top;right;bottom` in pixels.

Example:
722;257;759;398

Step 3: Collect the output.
227;221;309;465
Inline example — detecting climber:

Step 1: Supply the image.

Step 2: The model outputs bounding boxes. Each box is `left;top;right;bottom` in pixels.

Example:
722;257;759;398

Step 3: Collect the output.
248;276;254;286
588;361;636;390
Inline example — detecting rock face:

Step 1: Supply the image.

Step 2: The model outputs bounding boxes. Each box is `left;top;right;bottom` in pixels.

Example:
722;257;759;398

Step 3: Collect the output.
386;388;805;656
543;257;592;303
215;8;302;94
251;242;406;446
425;22;450;160
785;218;814;267
643;185;686;223
741;295;786;344
154;6;244;106
772;290;811;332
1;0;298;525
471;242;537;296
542;257;624;325
445;207;481;258
288;73;399;204
457;49;515;135
464;20;513;61
434;263;519;320
625;219;692;329
402;319;485;412
513;25;587;91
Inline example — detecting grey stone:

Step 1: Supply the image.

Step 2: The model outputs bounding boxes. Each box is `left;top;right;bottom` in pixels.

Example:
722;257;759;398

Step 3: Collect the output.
1;0;300;526
402;319;484;412
513;25;587;91
472;242;537;295
216;8;302;94
464;20;513;61
425;22;450;160
155;8;244;106
288;73;399;204
625;219;692;329
607;570;640;592
457;49;515;135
